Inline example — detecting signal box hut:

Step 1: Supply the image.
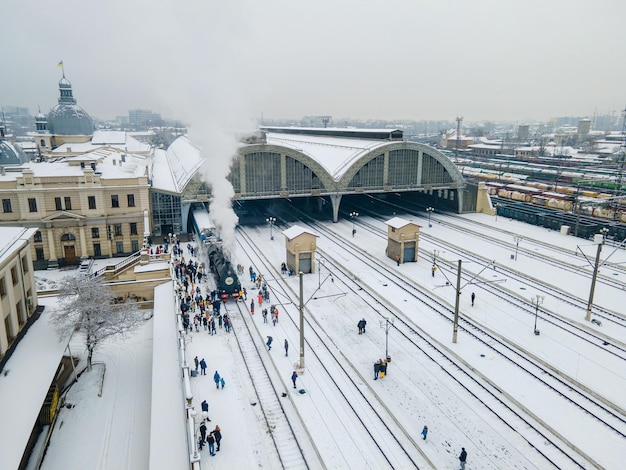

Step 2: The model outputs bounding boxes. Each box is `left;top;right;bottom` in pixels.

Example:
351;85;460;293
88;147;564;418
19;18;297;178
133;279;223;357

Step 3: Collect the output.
282;225;319;274
385;217;421;264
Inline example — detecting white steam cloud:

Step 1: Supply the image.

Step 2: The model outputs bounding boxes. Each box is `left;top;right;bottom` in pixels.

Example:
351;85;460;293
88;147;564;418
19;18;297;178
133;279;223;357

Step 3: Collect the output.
152;3;262;253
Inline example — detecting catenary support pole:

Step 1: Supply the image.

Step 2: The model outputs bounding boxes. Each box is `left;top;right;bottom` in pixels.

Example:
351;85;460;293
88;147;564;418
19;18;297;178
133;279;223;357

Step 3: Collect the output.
299;271;305;370
585;242;603;321
452;260;462;343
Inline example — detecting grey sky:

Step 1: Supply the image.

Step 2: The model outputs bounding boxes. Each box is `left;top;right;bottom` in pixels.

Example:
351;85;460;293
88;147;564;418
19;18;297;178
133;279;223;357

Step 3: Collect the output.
1;0;624;124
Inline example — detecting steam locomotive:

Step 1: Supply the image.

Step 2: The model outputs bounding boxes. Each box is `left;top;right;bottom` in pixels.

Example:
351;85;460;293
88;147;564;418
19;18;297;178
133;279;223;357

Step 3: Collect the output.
207;240;241;301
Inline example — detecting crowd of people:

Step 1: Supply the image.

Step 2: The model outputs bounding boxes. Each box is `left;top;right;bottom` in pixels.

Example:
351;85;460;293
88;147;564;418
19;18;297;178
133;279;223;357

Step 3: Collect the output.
176;237;469;468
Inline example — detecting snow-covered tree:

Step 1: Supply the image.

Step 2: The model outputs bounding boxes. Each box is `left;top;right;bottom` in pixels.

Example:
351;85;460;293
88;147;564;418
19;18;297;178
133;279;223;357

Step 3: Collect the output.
51;274;144;370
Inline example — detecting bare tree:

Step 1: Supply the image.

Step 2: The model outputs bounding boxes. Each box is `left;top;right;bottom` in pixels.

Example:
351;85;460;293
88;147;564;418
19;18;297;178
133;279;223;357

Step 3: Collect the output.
51;274;144;370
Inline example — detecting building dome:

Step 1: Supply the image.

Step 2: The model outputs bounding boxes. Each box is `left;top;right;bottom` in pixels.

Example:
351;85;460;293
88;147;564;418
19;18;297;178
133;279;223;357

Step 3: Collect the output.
47;104;94;135
0;141;28;165
46;73;94;136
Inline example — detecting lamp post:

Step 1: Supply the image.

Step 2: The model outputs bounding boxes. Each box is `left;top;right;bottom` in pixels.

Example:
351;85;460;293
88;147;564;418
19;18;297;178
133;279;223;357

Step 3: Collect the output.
350;211;358;237
531;295;544;335
379;317;395;359
266;217;276;240
513;235;522;261
426;207;434;227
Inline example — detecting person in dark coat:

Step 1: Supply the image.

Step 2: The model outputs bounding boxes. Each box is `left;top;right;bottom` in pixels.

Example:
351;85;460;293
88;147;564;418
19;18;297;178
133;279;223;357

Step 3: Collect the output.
266;336;273;350
206;432;216;456
291;370;298;389
194;356;199;373
199;421;207;442
284;339;289;356
213;425;222;451
213;371;221;389
358;318;367;334
200;358;207;375
459;447;467;469
201;399;210;421
374;360;381;380
471;292;476;307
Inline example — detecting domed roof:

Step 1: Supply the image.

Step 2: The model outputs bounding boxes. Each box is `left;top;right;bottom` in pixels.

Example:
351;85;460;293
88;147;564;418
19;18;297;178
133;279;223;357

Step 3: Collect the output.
0;141;29;165
47;104;94;135
46;72;94;136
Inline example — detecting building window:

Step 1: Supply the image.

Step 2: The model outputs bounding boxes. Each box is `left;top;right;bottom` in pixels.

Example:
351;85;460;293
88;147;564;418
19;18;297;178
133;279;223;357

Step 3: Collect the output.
93;243;101;257
55;197;63;211
4;316;14;343
130;222;138;235
16;301;25;325
28;198;38;212
34;231;42;243
35;247;45;261
114;224;122;236
11;265;18;285
92;227;100;238
116;241;124;254
131;239;139;252
127;194;135;207
111;195;119;208
0;277;6;298
21;255;29;273
2;199;12;213
88;196;96;209
64;197;72;210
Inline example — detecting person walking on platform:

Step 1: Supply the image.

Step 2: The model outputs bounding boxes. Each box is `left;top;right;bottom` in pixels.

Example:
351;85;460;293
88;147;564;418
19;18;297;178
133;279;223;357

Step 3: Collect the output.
213;371;221;389
459;447;468;470
266;336;273;350
291;370;298;389
421;425;428;440
200;358;207;375
284;339;289;356
471;292;476;307
374;359;381;380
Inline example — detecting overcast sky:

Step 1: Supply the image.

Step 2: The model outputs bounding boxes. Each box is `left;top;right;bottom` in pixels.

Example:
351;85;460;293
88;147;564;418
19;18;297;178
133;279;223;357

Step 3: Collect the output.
1;0;624;126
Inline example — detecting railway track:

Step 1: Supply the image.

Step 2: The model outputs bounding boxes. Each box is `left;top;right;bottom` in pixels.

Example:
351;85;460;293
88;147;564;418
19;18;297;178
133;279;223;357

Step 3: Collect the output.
294;214;626;469
235;227;434;469
225;300;315;469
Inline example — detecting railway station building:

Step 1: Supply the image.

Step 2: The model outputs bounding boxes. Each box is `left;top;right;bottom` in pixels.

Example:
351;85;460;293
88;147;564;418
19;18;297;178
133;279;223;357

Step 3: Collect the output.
157;126;468;238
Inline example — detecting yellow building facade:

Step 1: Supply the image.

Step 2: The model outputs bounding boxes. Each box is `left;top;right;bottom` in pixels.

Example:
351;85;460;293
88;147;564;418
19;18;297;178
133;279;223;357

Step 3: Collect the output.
0;149;151;268
0;227;38;358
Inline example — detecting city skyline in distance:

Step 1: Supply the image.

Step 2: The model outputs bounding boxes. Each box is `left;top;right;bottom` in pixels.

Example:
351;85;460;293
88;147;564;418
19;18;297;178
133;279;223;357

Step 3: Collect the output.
1;0;624;125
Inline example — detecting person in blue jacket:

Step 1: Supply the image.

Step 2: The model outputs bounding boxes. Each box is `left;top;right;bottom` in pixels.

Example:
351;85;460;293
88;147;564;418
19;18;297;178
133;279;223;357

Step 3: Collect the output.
213;371;221;389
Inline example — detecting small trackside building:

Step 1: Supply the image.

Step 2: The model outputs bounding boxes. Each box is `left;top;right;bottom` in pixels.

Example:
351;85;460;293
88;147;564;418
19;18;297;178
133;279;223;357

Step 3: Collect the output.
282;225;319;274
385;217;421;264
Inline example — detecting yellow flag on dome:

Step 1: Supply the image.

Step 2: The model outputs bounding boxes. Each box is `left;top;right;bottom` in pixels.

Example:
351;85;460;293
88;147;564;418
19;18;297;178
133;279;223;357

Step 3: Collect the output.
58;60;63;67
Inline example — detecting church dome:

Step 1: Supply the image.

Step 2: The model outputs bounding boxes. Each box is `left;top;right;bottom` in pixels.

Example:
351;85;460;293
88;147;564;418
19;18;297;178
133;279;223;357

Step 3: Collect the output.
0;141;28;165
46;72;94;136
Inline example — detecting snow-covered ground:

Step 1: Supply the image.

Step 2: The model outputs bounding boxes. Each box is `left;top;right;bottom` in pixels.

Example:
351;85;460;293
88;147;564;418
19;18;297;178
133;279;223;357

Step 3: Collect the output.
26;211;626;470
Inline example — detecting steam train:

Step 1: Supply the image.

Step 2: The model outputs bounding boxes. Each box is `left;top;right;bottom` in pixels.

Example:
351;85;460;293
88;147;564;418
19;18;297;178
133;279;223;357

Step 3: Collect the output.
207;240;241;301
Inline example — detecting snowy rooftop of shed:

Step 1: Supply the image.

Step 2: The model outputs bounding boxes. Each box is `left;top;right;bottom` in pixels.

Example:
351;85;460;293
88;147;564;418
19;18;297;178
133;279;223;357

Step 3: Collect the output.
385;217;419;229
282;225;319;240
52;131;150;154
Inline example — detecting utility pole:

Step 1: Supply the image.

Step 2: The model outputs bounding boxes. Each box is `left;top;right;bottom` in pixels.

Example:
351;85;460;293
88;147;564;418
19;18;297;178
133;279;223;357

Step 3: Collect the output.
585;229;608;321
299;272;305;370
452;260;462;343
